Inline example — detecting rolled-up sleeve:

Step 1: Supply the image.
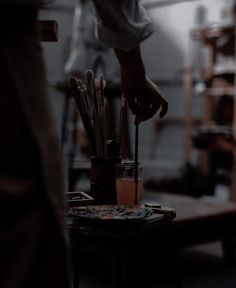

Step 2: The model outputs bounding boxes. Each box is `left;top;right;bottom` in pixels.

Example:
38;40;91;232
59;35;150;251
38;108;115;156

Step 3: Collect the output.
92;0;155;52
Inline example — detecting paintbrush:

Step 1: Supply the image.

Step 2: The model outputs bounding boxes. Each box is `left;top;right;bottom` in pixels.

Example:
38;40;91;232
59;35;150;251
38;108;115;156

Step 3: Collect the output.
86;70;102;157
99;75;107;157
69;76;97;155
134;99;140;206
117;94;126;156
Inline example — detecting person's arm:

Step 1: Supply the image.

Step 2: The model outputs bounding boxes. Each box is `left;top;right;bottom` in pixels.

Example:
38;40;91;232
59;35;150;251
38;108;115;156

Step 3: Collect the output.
92;0;168;123
114;46;168;123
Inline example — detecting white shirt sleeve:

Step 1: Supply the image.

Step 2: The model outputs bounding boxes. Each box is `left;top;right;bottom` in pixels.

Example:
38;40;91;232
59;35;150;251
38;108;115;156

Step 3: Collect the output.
92;0;155;52
0;0;43;5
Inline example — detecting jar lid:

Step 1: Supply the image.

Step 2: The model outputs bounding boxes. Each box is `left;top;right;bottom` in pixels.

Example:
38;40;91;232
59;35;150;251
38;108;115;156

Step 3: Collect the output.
119;161;140;167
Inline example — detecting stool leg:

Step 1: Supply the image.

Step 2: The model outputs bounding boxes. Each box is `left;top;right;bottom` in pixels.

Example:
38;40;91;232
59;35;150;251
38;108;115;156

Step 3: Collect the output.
222;238;236;268
70;236;80;288
111;243;128;288
167;225;184;288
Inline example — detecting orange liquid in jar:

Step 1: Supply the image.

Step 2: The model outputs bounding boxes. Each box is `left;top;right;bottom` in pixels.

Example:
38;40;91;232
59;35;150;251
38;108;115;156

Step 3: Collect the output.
116;178;143;206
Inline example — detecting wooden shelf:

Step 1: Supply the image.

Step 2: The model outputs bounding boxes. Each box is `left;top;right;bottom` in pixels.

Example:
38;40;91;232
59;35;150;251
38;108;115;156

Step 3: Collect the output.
212;66;236;76
193;124;233;135
191;23;235;43
194;69;236;82
185;17;236;200
205;87;235;97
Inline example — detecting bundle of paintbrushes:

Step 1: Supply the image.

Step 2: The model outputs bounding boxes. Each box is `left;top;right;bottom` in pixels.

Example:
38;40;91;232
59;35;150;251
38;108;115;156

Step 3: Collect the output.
69;70;124;158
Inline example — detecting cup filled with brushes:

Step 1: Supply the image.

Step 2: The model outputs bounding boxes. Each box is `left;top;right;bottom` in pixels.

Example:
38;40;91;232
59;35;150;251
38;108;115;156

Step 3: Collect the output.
69;70;126;204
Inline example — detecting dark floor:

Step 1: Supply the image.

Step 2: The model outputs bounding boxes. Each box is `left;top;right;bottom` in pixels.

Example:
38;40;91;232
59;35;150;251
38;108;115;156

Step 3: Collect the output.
173;242;236;288
79;241;236;288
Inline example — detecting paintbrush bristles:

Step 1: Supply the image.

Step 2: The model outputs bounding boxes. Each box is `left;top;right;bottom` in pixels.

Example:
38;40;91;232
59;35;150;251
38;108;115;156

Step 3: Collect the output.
69;70;109;158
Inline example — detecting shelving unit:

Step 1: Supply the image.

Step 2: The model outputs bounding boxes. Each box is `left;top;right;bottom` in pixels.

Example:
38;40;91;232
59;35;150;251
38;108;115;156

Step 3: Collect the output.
185;20;236;200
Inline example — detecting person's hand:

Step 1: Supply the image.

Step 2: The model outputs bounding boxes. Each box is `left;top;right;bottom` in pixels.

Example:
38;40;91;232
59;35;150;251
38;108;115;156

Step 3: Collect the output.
121;73;168;124
114;46;168;124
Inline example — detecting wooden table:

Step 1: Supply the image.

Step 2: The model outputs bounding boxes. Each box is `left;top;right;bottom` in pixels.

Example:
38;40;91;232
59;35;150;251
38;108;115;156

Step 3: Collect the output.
143;191;236;265
68;190;236;287
68;211;180;288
